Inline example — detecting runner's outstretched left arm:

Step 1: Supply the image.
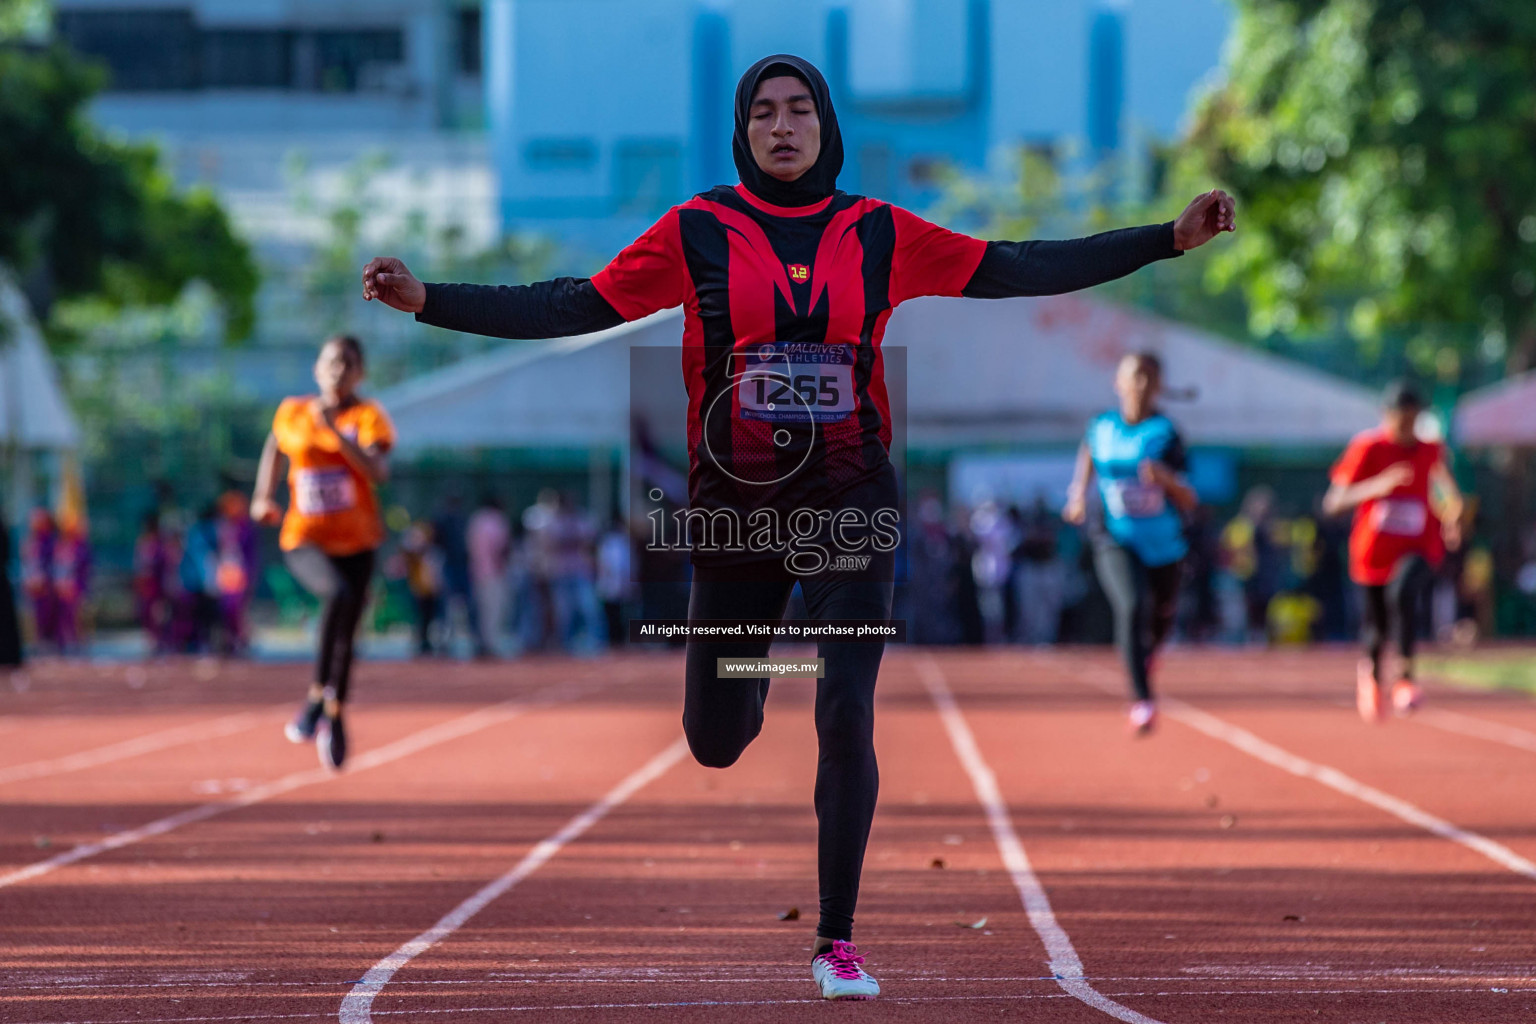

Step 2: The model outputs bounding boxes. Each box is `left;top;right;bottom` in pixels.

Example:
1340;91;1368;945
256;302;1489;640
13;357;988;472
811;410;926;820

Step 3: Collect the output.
887;191;1235;304
962;191;1235;299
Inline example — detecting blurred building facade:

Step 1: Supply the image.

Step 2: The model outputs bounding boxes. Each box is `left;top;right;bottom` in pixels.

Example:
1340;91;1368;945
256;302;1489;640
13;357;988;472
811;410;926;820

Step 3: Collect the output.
486;0;1232;252
55;0;1232;263
54;0;498;256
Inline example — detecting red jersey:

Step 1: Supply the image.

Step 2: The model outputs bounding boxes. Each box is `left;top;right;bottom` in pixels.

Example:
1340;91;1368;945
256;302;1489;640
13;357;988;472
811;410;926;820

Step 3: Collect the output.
1330;428;1444;585
592;184;987;518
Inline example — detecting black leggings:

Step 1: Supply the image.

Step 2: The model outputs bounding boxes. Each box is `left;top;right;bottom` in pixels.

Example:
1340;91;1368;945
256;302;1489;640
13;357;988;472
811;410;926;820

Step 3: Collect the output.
1361;554;1434;681
683;553;893;944
1093;542;1182;702
283;546;376;702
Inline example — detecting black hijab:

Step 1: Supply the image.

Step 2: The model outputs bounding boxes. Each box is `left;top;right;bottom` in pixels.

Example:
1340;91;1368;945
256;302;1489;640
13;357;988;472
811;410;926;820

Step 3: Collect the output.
732;54;844;208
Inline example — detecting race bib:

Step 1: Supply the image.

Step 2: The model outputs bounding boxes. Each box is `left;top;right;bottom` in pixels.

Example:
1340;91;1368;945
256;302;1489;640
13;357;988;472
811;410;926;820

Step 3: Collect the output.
294;468;358;516
1373;498;1427;537
736;343;856;424
1103;479;1167;519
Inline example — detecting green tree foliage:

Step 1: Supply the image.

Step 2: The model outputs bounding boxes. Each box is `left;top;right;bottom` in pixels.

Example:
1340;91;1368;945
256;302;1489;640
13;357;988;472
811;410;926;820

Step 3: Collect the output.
0;42;258;340
1175;0;1536;375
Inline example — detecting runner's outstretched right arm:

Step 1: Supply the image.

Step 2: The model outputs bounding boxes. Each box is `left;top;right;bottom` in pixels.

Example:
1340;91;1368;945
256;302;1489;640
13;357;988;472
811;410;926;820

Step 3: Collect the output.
416;278;624;340
364;209;684;339
361;255;623;339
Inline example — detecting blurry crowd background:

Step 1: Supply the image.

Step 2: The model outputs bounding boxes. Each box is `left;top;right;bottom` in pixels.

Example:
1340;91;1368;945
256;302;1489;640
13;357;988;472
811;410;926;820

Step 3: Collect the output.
10;475;1514;660
905;486;1501;651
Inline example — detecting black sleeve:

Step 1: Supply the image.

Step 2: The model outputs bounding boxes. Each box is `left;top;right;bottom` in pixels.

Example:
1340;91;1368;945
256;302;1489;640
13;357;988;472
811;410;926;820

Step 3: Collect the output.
414;278;625;340
961;222;1183;299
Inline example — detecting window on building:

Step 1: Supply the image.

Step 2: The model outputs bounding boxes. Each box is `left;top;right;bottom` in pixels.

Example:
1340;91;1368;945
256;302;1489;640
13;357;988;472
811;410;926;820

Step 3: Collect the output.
848;0;969;101
56;8;199;91
456;7;482;76
311;29;405;92
614;140;682;215
201;30;292;89
524;139;599;171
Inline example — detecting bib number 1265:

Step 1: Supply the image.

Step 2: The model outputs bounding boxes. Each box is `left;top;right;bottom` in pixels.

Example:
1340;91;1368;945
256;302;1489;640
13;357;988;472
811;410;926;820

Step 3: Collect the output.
737;343;855;424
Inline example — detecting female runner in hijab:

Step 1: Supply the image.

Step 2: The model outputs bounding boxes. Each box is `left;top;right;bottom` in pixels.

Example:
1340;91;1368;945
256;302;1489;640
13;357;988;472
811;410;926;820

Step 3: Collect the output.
362;54;1235;1000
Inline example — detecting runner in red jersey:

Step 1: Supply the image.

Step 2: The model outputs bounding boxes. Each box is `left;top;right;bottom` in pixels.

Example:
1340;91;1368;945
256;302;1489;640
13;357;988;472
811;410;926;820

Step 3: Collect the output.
1324;381;1463;722
361;54;1235;1000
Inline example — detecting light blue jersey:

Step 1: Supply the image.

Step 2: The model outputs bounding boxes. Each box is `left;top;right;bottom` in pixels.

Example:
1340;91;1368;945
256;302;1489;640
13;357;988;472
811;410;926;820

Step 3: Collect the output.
1085;410;1188;567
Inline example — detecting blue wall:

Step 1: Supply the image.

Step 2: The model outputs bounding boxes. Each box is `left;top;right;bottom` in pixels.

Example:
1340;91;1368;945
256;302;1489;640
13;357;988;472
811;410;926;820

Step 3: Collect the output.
487;0;1231;261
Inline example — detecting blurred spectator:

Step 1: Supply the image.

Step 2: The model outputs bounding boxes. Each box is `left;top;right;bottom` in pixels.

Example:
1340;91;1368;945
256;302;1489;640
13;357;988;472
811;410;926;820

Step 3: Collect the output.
1308;503;1352;641
433;493;483;656
400;521;444;656
178;504;221;654
1221;486;1285;643
134;511;176;653
21;509;59;651
597;517;635;648
216;490;257;655
1179;506;1220;642
1455;528;1494;644
549;493;601;652
969;501;1016;644
952;504;985;645
53;519;91;655
519;490;559;650
467;493;511;657
1013;496;1066;645
910;493;962;644
1;510;22;669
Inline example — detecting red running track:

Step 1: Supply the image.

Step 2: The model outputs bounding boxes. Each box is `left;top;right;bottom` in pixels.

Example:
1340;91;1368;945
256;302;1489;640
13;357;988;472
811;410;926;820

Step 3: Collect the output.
2;648;1535;1023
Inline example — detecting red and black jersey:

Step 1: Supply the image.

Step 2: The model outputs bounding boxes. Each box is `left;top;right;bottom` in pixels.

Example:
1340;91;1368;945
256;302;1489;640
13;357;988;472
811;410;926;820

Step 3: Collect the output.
418;187;1181;547
591;184;987;519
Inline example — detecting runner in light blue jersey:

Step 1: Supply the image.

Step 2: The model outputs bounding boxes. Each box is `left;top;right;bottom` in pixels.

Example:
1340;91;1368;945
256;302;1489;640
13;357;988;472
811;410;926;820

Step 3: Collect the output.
1064;352;1198;734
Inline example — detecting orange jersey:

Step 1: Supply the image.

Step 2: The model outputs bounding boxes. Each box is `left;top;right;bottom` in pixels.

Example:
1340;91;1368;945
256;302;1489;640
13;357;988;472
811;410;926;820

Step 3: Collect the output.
272;396;394;554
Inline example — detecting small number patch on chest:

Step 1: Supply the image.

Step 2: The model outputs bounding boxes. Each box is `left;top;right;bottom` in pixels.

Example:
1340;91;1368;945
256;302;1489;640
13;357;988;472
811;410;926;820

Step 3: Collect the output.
787;263;809;283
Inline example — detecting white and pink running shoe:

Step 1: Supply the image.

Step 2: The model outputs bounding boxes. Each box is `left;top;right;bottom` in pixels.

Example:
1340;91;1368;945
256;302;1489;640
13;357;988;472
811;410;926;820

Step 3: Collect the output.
1127;699;1158;735
812;940;880;1000
1391;678;1424;716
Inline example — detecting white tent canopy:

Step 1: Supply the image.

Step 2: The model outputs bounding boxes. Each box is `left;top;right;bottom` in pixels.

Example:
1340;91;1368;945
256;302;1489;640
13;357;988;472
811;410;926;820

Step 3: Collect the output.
0;272;81;450
892;294;1379;447
1454;371;1536;446
378;295;1381;453
379;312;686;452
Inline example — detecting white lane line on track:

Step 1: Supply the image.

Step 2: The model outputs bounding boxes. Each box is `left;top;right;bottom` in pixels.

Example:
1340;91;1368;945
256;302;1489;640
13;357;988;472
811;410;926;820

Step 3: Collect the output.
19;986;1536;1024
917;655;1167;1024
1048;654;1536;884
1162;697;1536;881
0;707;285;785
1414;706;1536;756
338;736;689;1024
0;680;599;891
13;968;1536;991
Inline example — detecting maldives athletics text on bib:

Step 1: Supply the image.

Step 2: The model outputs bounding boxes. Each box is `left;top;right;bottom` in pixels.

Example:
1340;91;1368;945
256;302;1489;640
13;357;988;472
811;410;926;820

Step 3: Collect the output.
735;342;856;425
